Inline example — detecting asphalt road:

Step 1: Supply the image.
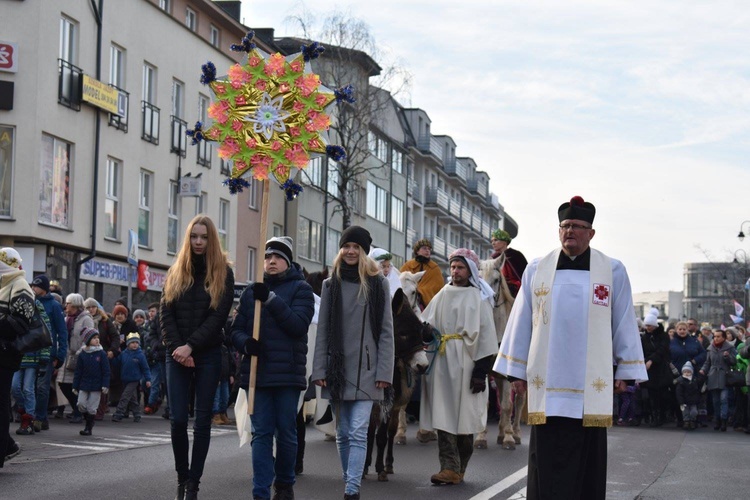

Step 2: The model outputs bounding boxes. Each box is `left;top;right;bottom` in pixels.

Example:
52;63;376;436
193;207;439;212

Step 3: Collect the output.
2;413;749;499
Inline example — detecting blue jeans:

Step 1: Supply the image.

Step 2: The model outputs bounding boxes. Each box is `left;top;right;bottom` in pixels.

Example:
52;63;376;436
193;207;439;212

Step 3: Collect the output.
711;388;730;420
250;387;301;498
12;368;37;419
166;345;222;483
212;380;229;414
334;400;373;495
35;364;53;421
147;361;163;407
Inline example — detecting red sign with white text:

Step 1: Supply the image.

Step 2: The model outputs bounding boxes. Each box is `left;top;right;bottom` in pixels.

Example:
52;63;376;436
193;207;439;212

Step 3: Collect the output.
0;42;18;73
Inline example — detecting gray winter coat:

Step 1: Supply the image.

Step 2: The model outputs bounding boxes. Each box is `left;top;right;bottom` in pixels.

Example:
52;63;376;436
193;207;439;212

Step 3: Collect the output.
700;341;737;391
312;275;394;401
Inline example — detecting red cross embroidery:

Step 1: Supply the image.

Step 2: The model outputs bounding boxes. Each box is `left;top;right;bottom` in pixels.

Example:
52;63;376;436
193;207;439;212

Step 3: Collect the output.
594;285;609;301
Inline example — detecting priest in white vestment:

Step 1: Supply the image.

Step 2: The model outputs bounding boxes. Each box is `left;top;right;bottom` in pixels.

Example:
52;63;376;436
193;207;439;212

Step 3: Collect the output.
420;248;497;486
494;196;647;500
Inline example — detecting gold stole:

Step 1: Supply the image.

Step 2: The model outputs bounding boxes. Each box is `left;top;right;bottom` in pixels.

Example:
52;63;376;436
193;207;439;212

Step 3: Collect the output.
527;248;614;427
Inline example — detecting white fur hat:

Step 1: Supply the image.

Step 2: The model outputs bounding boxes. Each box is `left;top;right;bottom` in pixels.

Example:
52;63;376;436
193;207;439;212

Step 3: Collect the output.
643;314;659;327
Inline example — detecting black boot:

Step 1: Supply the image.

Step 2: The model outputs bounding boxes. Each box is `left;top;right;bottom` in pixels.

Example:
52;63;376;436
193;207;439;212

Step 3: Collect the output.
185;479;199;500
721;419;727;432
272;482;295;500
343;494;360;500
175;478;187;500
79;413;93;436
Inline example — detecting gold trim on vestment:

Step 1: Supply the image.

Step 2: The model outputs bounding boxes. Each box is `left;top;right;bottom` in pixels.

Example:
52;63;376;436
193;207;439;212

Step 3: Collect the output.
438;333;463;355
583;414;613;427
545;387;584;394
527;412;546;425
617;359;645;365
501;353;527;365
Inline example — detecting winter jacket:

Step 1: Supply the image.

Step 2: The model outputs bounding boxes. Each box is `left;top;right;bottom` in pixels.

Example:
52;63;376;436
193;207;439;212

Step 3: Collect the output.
740;342;750;386
735;343;748;394
57;310;95;384
19;300;52;369
675;374;704;406
640;325;673;389
701;341;737;391
37;293;68;365
119;346;151;384
670;334;706;374
231;263;314;390
160;255;235;354
91;312;120;357
73;346;111;391
312;274;395;401
145;312;166;363
0;270;35;370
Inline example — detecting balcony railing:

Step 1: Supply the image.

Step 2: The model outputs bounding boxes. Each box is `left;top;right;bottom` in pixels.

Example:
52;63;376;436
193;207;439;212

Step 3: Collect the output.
108;84;128;132
171;116;187;156
461;207;473;226
425;187;449;212
417;135;443;161
426;234;447;258
449;198;461;220
412;181;422;203
445;159;468;182
406;227;417;246
58;59;82;110
142;101;160;144
446;242;458;257
467;178;487;198
472;213;483;233
482;221;490;238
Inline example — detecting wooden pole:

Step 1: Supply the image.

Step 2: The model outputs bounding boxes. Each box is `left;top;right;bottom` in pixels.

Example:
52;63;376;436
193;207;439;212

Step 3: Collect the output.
247;179;270;415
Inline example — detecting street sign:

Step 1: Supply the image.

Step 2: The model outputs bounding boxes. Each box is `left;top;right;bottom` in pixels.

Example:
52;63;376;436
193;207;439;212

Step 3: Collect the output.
127;229;138;266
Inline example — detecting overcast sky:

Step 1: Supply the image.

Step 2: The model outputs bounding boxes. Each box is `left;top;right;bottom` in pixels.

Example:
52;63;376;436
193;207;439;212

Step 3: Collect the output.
241;0;750;294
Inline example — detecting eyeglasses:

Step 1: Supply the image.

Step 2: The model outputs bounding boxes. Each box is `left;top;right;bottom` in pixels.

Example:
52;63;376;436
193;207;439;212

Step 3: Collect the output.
559;223;592;231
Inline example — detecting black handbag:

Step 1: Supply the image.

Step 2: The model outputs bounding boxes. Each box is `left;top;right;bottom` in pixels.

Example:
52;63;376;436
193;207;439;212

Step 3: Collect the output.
15;308;53;354
726;367;745;388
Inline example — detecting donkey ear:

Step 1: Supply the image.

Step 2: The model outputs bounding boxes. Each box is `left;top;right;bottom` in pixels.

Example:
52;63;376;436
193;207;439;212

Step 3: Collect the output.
322;267;329;278
414;270;426;282
493;256;504;269
302;267;309;279
392;288;405;314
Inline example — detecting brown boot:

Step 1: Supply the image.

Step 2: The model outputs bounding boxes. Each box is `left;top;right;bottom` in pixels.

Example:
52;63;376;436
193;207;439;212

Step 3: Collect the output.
430;469;462;485
212;414;223;426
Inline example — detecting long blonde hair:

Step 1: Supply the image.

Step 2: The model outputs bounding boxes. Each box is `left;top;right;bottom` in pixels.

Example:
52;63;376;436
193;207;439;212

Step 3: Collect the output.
332;244;380;301
162;215;230;309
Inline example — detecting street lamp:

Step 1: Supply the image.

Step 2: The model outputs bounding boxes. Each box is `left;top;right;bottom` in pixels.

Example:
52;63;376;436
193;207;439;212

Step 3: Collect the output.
738;221;750;242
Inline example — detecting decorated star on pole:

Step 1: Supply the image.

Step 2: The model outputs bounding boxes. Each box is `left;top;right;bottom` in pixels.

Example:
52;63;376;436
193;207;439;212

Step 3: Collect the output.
187;31;354;201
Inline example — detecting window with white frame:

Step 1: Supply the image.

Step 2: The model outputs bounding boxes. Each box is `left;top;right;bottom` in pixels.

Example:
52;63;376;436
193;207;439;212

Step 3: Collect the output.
392;149;403;174
142;63;159;144
109;45;125;88
378;138;388;163
0;125;15;218
59;16;77;64
210;25;220;48
366;181;388;223
247;247;256;282
159;0;170;12
104;158;120;239
303;156;322;187
368;131;377;156
220;158;231;176
138;170;152;247
186;7;197;31
196;191;207;215
273;224;283;237
327;162;339;198
171;80;186;155
248;177;258;209
218;199;229;250
39;134;72;228
391;195;404;232
167;181;179;254
172;80;184;119
197;94;212;166
142;63;156;104
326;227;341;266
298;216;322;262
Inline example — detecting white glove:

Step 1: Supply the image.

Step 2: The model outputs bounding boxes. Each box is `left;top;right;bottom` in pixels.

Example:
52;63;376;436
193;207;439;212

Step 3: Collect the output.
102;387;109;395
72;388;79;395
680;404;686;411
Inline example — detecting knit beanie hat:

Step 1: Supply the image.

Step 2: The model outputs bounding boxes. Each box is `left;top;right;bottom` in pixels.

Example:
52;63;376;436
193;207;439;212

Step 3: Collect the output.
0;247;22;274
558;196;595;224
66;293;85;308
339;225;372;255
113;305;128;317
412;238;432;257
643;314;658;327
83;297;100;309
82;327;100;346
30;275;51;293
265;236;294;267
681;361;694;374
125;332;141;346
491;229;512;243
133;309;147;320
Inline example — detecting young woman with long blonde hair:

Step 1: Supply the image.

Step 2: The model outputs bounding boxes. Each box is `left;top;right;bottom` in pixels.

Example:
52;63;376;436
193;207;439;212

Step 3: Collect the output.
311;226;394;500
160;215;234;500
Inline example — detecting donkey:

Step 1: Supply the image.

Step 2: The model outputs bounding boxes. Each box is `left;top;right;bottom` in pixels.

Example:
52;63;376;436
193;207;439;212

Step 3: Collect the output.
474;254;527;450
364;288;431;481
397;270;425;316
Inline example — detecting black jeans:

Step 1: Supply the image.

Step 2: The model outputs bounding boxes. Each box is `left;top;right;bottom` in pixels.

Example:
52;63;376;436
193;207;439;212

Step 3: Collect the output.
1;367;15;467
58;382;81;418
166;345;221;483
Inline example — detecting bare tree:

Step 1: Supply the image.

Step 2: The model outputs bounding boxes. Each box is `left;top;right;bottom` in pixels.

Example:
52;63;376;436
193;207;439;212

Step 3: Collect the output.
280;9;411;228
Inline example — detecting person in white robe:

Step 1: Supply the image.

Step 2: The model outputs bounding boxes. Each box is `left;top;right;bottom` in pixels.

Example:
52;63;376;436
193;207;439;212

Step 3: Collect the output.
368;248;402;298
493;196;647;500
420;248;497;485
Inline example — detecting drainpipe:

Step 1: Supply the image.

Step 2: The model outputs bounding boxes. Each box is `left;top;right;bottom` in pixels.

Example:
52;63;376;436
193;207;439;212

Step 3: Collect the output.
74;0;103;290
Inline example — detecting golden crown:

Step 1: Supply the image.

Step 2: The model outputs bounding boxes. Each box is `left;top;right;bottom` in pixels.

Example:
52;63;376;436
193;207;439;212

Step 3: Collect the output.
534;282;550;297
